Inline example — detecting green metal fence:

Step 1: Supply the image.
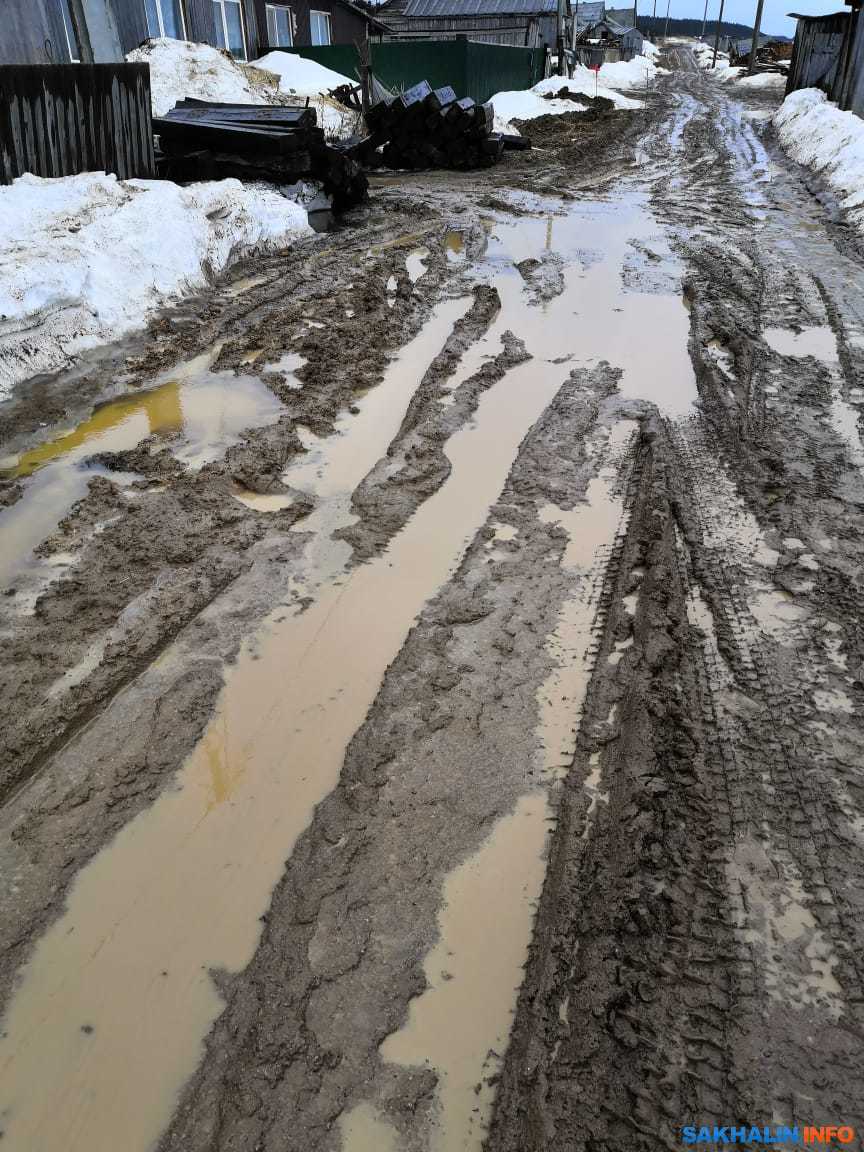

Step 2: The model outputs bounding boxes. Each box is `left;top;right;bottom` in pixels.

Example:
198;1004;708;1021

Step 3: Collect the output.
286;40;546;105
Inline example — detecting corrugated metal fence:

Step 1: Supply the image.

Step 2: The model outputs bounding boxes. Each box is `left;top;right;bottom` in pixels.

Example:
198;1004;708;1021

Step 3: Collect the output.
287;40;546;106
0;63;154;185
786;9;864;120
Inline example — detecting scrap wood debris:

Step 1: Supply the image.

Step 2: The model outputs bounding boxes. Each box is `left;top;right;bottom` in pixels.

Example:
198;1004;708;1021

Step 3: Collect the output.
362;81;530;171
154;99;368;210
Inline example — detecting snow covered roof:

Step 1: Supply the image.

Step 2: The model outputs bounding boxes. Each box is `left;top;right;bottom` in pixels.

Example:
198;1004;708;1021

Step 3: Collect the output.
400;0;559;15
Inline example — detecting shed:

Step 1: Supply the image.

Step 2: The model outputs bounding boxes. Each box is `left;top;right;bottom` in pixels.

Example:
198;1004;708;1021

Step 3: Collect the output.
377;0;571;50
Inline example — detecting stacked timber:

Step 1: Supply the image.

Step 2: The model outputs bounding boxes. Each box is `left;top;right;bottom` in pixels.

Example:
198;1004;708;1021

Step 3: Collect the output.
365;82;507;171
154;99;368;211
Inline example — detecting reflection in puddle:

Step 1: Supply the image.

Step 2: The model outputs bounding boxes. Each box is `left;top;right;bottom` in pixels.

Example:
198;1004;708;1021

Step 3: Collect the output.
406;247;430;284
462;200;696;418
763;325;838;362
379;793;550;1152
0;357;283;589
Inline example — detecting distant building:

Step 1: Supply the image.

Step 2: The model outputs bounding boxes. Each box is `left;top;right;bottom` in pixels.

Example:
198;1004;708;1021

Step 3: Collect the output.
377;0;573;51
0;0;383;65
574;14;642;63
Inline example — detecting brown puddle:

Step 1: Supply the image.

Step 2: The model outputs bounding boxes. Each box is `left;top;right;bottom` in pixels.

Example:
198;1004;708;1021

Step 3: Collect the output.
379;793;550;1152
370;421;636;1152
0;293;572;1152
0;354;283;590
436;196;696;420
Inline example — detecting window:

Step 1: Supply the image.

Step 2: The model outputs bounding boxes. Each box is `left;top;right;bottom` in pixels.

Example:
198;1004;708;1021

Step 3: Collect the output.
212;0;247;59
309;10;331;45
57;0;81;61
266;4;293;47
145;0;187;39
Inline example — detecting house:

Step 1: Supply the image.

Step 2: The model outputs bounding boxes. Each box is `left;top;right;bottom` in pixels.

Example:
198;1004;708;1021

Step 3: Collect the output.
376;0;573;52
0;0;383;66
574;15;642;63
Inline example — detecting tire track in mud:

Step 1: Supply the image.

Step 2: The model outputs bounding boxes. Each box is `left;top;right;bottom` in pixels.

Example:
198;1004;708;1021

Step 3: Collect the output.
490;59;864;1147
155;369;643;1152
0;276;500;1023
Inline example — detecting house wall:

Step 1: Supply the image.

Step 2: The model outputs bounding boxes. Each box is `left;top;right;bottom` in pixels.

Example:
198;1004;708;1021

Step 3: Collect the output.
380;12;557;49
0;0;73;64
252;0;371;53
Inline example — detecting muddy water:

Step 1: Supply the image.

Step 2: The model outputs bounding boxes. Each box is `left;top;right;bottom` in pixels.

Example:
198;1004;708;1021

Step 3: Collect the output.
445;198;696;418
373;421;636;1152
380;794;550;1152
0;197;698;1152
0;356;283;590
0;296;565;1152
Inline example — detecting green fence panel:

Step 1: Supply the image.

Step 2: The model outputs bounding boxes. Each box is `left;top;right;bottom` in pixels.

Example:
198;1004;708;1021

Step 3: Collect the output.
464;41;545;101
285;40;544;105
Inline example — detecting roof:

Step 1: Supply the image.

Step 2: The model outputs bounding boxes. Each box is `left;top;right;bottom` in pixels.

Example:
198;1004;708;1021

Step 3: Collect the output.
337;0;390;30
398;0;559;15
575;1;605;26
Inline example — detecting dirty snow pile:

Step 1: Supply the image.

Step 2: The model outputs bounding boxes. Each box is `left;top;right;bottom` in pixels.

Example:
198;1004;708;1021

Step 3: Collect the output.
736;71;786;89
774;88;864;234
591;52;666;90
254;51;359;137
0;173;311;396
127;38;270;117
491;69;643;134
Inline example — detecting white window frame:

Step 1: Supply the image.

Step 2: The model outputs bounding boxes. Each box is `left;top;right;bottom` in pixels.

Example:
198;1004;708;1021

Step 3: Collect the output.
265;3;294;47
309;9;331;45
146;0;188;39
58;0;81;61
213;0;248;59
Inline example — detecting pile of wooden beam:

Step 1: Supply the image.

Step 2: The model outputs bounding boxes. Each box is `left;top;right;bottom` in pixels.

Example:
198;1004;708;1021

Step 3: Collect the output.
365;82;507;171
153;99;368;211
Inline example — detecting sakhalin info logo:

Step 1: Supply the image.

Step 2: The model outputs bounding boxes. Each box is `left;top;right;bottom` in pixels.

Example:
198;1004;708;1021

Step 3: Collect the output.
681;1126;857;1145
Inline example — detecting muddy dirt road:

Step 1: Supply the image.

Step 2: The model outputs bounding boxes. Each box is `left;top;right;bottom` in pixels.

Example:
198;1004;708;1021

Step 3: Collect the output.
2;47;864;1152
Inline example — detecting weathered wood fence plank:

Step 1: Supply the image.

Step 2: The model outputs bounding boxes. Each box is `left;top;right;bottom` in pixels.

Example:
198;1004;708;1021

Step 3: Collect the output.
0;63;154;184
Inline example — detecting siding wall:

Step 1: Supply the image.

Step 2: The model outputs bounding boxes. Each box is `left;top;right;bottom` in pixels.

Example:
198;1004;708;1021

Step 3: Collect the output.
380;13;557;48
0;0;74;65
785;9;864;120
252;0;371;53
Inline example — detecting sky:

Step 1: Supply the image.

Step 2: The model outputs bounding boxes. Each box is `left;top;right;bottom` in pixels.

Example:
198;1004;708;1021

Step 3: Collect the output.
641;0;842;38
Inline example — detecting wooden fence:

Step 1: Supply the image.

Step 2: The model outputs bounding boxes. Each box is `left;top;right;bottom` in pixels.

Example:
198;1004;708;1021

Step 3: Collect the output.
0;63;155;185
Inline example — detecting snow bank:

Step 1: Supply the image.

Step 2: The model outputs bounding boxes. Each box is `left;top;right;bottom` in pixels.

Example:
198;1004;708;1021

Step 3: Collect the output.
774;88;864;232
736;71;786;89
127;38;271;117
493;70;642;133
253;50;359;137
0;173;311;396
595;54;666;90
254;51;355;95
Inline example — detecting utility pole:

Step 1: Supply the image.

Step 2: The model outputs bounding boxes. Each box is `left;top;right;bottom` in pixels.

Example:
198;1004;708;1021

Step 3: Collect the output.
557;0;566;75
711;0;725;67
663;0;671;40
748;0;765;73
700;0;709;39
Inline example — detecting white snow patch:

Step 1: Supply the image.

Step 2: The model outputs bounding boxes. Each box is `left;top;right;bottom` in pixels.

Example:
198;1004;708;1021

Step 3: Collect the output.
127;38;271;117
737;71;786;89
255;51;355;95
0;172;311;396
774;88;864;234
253;51;360;137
